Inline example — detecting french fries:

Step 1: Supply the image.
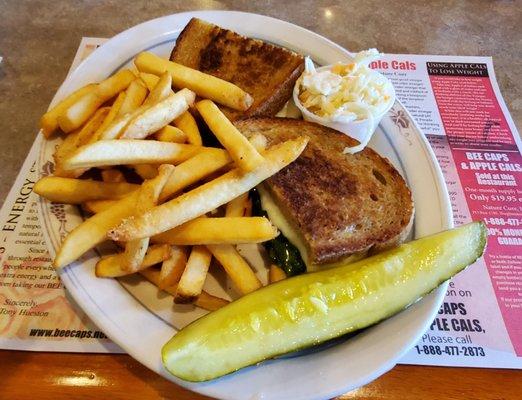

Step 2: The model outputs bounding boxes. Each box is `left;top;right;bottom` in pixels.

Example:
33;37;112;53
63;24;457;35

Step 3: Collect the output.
155;125;187;143
96;112;134;140
53;130;83;178
174;111;202;145
123;165;174;272
269;264;287;283
91;92;126;142
207;244;262;295
83;199;117;214
54;149;232;267
101;169;125;183
159;148;231;202
139;268;229;311
175;246;213;303
34;177;138;204
96;76;177;141
196;100;264;171
39;50;311;312
225;193;249;217
95;244;171;277
134;52;253;111
74;106;110;145
132;164;159;179
109;137;308;241
142;71;172;107
63;140;201;170
54;193;138;268
139;72;159;91
58;69;135;132
152;217;278;245
119;89;195;139
220;188;264;295
158;245;187;289
54;107;110;177
40;84;96;137
118;79;148;115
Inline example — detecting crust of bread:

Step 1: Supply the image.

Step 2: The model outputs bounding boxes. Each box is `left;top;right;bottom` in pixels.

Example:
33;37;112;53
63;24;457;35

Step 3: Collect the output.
236;118;415;265
170;18;304;120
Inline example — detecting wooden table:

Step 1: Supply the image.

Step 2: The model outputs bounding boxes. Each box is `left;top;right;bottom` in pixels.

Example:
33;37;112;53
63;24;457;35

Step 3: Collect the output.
1;1;520;399
2;351;521;399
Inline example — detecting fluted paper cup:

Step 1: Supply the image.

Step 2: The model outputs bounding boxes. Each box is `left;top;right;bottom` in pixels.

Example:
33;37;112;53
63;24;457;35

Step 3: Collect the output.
293;65;395;153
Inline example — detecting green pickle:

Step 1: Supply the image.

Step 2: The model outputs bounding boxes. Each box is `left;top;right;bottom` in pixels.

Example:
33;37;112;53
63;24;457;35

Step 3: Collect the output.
162;222;487;382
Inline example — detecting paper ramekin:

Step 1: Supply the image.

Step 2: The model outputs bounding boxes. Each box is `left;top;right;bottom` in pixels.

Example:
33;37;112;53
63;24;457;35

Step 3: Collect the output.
293;66;395;153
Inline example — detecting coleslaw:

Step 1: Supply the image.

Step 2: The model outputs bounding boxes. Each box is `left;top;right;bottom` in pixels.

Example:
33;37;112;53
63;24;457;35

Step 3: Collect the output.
297;49;394;122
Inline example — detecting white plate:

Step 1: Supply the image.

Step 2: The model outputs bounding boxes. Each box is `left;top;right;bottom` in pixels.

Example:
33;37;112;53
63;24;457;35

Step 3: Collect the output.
37;11;452;400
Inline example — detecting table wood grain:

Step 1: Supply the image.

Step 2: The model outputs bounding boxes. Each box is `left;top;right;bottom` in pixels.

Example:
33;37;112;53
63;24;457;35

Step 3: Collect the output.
1;350;520;399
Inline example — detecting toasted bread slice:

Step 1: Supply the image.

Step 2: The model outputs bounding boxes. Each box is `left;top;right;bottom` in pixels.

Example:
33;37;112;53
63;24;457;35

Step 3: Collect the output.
170;18;304;120
236;118;415;267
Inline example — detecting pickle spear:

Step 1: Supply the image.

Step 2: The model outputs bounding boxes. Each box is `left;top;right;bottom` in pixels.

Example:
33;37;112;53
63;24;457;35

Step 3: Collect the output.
162;222;487;381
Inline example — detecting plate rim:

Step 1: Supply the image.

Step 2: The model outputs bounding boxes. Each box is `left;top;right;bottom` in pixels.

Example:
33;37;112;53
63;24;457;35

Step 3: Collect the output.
37;10;453;400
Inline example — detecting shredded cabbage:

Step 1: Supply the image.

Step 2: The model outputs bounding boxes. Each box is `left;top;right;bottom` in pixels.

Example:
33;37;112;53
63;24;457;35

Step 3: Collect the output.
299;49;393;122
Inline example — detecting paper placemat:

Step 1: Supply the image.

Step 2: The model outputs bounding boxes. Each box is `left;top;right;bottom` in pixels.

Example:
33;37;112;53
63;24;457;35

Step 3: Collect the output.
1;38;520;368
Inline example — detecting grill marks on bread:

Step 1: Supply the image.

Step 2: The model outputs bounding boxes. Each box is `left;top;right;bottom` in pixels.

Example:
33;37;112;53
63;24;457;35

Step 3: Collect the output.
236;118;415;265
171;18;304;120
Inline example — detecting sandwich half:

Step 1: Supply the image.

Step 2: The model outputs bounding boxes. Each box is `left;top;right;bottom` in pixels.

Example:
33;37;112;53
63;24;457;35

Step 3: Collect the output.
236;118;415;271
170;18;304;120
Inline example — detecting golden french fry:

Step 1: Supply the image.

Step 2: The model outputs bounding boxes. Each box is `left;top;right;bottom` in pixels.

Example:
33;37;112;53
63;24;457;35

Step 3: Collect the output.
196;100;264;172
123;165;174;272
58;69;135;132
174;111;202;145
132;164;159;180
83;199;117;214
97;112;133;140
119;89;195;139
207;244;262;295
63;140;201;170
118;79;148;116
159;148;232;202
139;72;159;91
96;69;136;98
152;217;278;245
139;268;229;311
269;264;287;283
91;92;126;143
175;246;212;303
134;52;253;111
34;177;138;204
101;169;125;183
158;245;188;289
54;107;110;177
109;137;308;241
143;71;172;106
53;149;231;267
225;193;249;217
75;107;110;144
53;130;83;178
54;193;137;268
40;84;97;138
97;76;171;141
95;244;171;277
57;93;105;133
155;125;187;143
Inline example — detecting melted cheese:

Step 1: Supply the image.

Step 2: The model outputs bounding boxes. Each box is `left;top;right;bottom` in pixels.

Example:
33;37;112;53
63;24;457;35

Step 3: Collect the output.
258;185;311;267
258;185;367;271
